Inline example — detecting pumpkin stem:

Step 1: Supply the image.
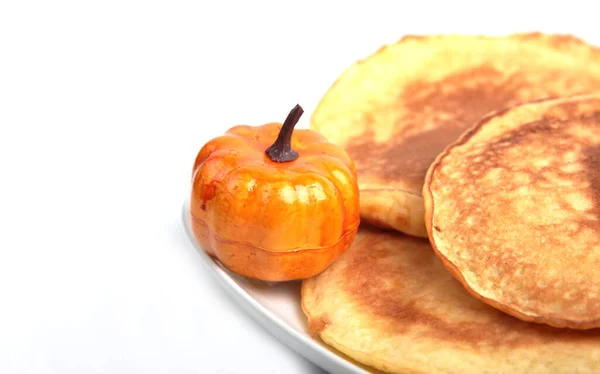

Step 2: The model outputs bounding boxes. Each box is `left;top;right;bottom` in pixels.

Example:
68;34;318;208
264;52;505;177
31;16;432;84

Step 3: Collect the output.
265;104;303;162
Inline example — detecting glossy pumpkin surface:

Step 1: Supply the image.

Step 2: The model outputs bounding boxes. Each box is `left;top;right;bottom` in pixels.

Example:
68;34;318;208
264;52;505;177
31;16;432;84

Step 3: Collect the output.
190;105;360;281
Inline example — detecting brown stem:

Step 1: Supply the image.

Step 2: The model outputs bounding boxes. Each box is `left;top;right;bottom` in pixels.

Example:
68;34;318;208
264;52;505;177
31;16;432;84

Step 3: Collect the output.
265;104;304;162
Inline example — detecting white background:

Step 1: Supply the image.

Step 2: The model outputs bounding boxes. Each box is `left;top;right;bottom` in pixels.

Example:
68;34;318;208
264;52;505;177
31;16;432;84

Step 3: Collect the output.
1;1;599;373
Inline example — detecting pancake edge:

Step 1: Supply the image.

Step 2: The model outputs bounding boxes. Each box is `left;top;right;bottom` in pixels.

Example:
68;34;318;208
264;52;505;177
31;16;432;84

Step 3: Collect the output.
310;32;600;238
300;277;426;374
422;93;600;330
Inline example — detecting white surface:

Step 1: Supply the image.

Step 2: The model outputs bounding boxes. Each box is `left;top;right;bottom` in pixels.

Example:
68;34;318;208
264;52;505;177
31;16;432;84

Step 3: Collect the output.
181;200;366;374
1;1;600;373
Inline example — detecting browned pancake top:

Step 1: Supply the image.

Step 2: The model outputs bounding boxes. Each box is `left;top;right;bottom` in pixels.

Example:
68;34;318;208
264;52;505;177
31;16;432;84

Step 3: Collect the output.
302;227;600;373
346;66;528;183
425;94;600;329
311;33;600;194
340;228;599;345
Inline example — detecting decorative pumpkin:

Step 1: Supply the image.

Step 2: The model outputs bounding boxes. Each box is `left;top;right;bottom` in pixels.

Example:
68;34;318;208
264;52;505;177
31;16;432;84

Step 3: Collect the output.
190;105;360;281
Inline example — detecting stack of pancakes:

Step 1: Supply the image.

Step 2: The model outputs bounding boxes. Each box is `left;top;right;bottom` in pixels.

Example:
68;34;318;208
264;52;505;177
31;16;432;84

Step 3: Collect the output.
301;33;600;373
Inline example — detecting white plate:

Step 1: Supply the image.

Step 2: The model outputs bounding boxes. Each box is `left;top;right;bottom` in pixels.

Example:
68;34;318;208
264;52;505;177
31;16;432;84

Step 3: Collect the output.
181;199;368;374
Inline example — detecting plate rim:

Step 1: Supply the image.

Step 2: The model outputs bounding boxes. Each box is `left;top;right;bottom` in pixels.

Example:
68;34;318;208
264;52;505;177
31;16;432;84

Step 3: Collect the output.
181;199;367;374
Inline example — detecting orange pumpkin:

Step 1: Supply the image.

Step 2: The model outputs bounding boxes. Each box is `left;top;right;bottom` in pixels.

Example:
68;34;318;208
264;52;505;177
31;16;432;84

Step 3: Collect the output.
190;105;360;281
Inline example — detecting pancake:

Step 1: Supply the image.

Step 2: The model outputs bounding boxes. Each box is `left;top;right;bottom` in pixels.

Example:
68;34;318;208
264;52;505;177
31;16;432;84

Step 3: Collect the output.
423;94;600;329
310;33;600;237
301;226;600;374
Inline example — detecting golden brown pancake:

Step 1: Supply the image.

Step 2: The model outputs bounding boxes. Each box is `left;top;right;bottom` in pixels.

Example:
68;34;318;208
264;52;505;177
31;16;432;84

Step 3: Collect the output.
423;94;600;329
311;33;600;237
302;226;600;374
